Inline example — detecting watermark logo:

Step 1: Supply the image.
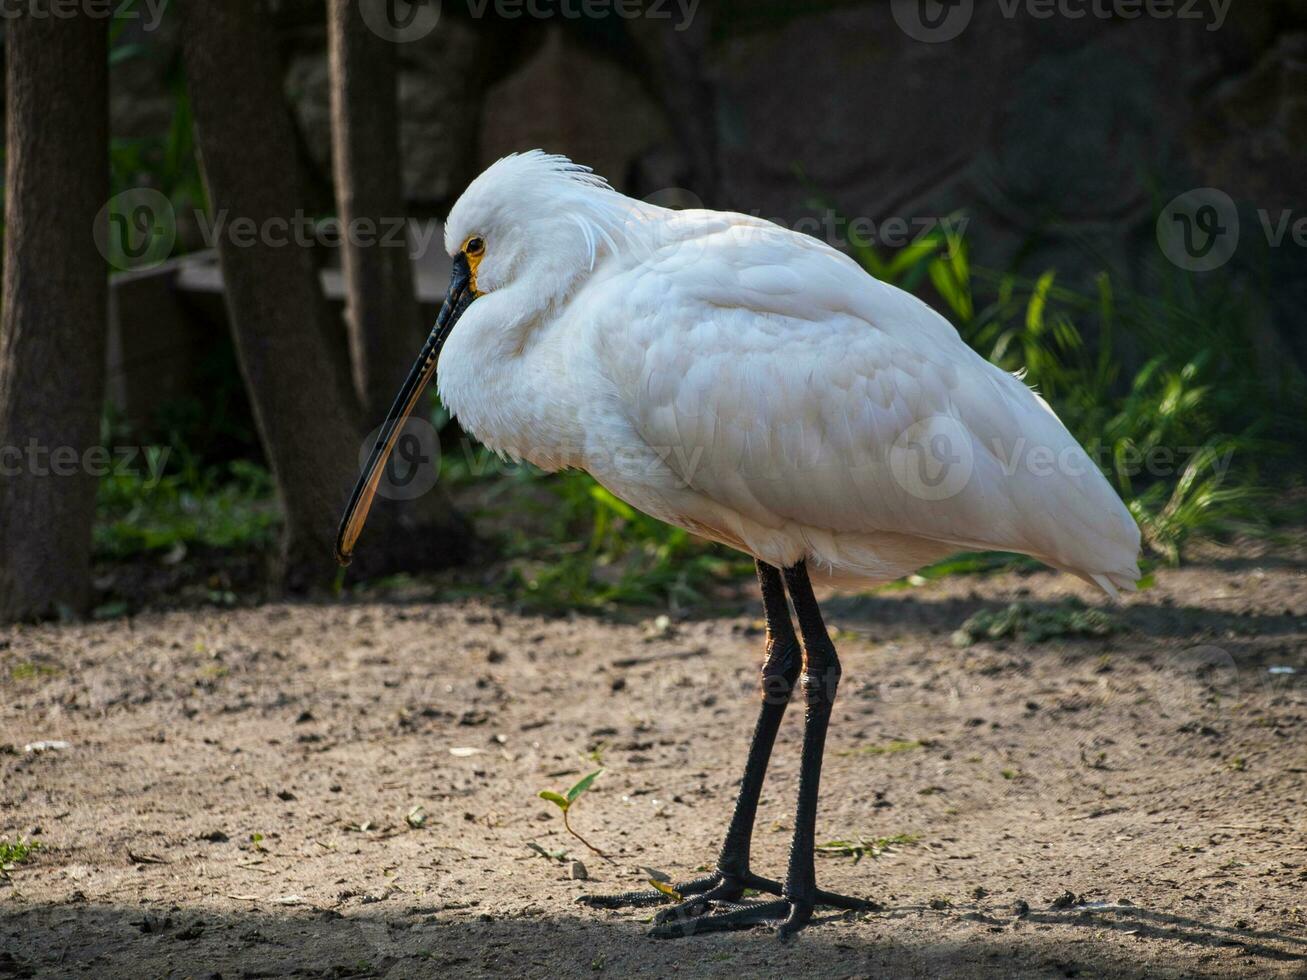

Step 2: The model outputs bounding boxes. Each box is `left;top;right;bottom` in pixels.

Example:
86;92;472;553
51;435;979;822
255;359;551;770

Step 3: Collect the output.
890;416;974;501
358;0;699;37
0;0;170;32
360;417;441;500
892;0;1230;41
891;0;974;43
1149;645;1262;721
195;210;439;257
358;0;442;43
94;188;176;272
1156;188;1239;272
0;441;171;484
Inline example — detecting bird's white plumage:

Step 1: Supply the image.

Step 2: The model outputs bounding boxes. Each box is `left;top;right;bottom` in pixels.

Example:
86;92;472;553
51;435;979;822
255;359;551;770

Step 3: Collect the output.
437;152;1141;595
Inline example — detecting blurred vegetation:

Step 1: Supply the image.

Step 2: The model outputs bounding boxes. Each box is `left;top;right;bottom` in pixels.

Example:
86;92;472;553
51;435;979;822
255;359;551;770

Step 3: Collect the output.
108;1;207;267
96;213;1306;607
95;450;278;560
873;219;1305;564
465;458;755;613
950;599;1119;648
89;0;1305;609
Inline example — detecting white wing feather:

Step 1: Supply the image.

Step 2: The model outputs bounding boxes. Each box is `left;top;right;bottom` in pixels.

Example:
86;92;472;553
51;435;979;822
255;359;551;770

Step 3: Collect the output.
582;211;1140;594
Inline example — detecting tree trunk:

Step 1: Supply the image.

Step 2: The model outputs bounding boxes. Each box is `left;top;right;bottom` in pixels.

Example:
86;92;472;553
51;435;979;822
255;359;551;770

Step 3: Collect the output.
0;8;108;621
327;0;424;422
179;0;468;588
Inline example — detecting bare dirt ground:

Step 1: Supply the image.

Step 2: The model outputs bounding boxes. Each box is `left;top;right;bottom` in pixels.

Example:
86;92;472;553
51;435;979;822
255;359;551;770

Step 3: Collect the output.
2;551;1306;979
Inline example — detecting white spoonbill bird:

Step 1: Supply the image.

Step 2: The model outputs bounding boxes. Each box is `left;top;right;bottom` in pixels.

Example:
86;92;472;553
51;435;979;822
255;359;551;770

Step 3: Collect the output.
336;150;1141;940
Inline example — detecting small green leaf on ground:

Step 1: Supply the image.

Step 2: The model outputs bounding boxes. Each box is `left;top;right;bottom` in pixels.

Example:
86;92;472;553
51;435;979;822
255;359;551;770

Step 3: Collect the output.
815;833;918;863
526;842;569;862
538;790;570;811
537;769;608;858
567;769;603;803
9;662;60;682
0;838;39;874
838;739;924;758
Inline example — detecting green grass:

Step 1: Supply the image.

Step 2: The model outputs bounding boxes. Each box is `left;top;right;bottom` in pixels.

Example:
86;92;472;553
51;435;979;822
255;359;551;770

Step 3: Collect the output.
838;739;925;758
853;218;1302;564
8;662;60;682
951;599;1118;647
482;467;752;612
0;838;39;873
95;454;277;559
815;833;918;863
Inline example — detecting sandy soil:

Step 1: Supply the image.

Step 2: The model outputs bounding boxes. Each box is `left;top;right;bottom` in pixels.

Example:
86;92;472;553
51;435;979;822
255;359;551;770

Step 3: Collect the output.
2;555;1306;979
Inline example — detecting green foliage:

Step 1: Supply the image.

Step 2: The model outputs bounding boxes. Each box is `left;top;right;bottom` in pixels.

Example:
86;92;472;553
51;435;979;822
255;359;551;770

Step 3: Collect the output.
815;833;918;864
95;449;277;559
538;769;603;815
489;468;752;612
853;220;1302;564
107;0;206;269
951;600;1118;647
8;662;60;682
0;838;39;874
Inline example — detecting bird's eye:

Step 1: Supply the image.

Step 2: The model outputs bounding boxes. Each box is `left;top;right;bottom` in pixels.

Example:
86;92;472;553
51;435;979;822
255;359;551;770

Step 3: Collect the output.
465;237;485;257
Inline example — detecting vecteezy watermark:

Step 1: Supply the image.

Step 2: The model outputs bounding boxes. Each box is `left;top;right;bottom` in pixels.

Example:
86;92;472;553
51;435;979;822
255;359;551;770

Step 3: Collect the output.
1156;188;1240;273
0;0;169;31
890;416;976;501
92;191;446;272
357;0;442;43
361;417;442;501
892;0;1230;42
368;426;1235;505
891;0;974;43
93;184;965;274
358;0;698;42
0;441;171;485
625;185;969;269
95;188;178;273
194;211;442;259
887;419;1236;503
465;0;699;30
1157;188;1307;272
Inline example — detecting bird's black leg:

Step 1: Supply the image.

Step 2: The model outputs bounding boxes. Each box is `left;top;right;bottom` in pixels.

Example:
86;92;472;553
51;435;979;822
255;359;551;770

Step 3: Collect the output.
709;559;802;885
775;559;842;940
646;560;869;941
578;560;799;911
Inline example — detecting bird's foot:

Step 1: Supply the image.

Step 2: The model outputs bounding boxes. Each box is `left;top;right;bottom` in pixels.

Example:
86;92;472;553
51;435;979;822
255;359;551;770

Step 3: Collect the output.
649;895;818;941
575;870;742;910
579;869;872;941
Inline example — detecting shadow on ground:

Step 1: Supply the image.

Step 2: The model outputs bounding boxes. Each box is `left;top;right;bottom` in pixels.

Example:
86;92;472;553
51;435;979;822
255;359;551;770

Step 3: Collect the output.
2;900;1303;979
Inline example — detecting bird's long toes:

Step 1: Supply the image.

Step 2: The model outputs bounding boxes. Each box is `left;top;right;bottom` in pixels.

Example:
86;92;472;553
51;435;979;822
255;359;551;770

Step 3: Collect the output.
577;871;725;910
575;889;667;909
650;893;750;925
648;899;791;939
